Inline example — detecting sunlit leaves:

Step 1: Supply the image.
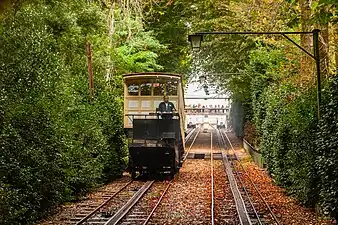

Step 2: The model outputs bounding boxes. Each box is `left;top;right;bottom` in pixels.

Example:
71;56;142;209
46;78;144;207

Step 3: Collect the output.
113;30;165;73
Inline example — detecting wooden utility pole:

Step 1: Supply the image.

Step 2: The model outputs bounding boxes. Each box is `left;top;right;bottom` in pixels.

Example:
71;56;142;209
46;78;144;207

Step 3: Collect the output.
335;23;338;75
86;42;94;100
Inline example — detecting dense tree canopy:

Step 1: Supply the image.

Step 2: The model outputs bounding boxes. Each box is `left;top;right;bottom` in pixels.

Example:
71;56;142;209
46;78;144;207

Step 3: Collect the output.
0;0;337;224
143;0;337;220
0;1;164;224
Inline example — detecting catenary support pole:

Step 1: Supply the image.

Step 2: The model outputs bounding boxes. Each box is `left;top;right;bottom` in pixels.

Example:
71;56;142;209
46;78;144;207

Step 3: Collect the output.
313;29;321;120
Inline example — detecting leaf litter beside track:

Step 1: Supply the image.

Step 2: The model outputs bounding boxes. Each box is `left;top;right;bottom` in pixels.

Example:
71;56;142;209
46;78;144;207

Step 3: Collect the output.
226;132;333;225
37;175;132;225
236;161;333;225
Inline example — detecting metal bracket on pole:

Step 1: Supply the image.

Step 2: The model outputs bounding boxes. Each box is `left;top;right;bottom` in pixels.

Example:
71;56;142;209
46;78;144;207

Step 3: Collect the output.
281;34;315;60
189;29;322;120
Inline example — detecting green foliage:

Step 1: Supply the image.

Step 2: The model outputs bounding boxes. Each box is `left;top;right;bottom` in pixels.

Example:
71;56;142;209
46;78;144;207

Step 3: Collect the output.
1;106;64;224
242;46;286;104
0;0;163;224
0;6;67;224
114;31;165;73
316;76;338;219
241;45;338;218
143;0;193;74
259;85;318;205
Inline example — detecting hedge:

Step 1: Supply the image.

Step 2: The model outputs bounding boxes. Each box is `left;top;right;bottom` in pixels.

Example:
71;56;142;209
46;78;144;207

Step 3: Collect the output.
254;78;337;220
0;3;127;225
238;47;338;220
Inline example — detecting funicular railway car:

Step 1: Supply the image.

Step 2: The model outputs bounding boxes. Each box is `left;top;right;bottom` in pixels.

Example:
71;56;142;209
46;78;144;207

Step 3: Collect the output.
123;72;186;178
217;117;226;129
187;119;196;128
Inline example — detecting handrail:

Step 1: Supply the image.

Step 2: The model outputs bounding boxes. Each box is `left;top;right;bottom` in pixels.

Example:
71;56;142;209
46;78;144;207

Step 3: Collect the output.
243;139;260;153
125;112;180;120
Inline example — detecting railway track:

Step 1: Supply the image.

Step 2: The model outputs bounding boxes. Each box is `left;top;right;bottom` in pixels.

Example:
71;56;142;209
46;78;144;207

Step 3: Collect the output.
70;180;172;225
183;125;201;161
187;125;279;224
210;126;238;224
210;128;215;225
67;125;279;225
67;128;201;225
217;128;280;225
184;125;218;224
215;128;253;225
72;181;148;225
117;181;172;225
73;181;133;224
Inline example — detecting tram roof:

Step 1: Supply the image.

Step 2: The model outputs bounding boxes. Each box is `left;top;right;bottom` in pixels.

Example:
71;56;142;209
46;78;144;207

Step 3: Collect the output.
123;72;182;80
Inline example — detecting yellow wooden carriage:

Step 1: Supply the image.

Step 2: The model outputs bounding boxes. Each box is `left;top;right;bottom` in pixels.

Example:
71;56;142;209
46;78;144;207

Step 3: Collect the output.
123;72;186;178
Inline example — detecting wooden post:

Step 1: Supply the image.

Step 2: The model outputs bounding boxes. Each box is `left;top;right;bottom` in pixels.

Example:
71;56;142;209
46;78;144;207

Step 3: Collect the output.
335;23;338;75
86;42;94;100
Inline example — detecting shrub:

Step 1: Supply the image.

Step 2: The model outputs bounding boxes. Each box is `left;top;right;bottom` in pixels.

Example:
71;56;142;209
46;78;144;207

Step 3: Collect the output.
316;75;338;220
259;83;319;205
247;47;337;218
0;2;128;224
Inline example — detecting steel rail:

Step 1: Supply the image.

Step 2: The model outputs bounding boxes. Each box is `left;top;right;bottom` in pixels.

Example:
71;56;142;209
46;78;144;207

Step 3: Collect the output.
139;125;199;225
104;181;155;225
211;126;254;224
219;131;262;225
185;126;198;143
185;127;194;135
137;127;199;225
232;166;263;225
75;180;133;225
222;131;280;225
210;131;215;225
216;129;252;225
183;126;201;161
143;181;172;225
224;134;263;225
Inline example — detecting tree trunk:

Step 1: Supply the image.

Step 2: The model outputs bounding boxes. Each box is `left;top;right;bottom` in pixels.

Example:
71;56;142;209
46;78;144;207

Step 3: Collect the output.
299;0;315;86
0;0;12;21
105;1;116;83
319;23;329;78
87;42;94;100
108;1;116;41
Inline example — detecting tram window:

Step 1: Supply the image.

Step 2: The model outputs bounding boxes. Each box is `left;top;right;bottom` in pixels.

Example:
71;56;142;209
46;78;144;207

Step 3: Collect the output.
140;83;152;96
127;83;139;96
166;80;178;95
153;83;165;96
